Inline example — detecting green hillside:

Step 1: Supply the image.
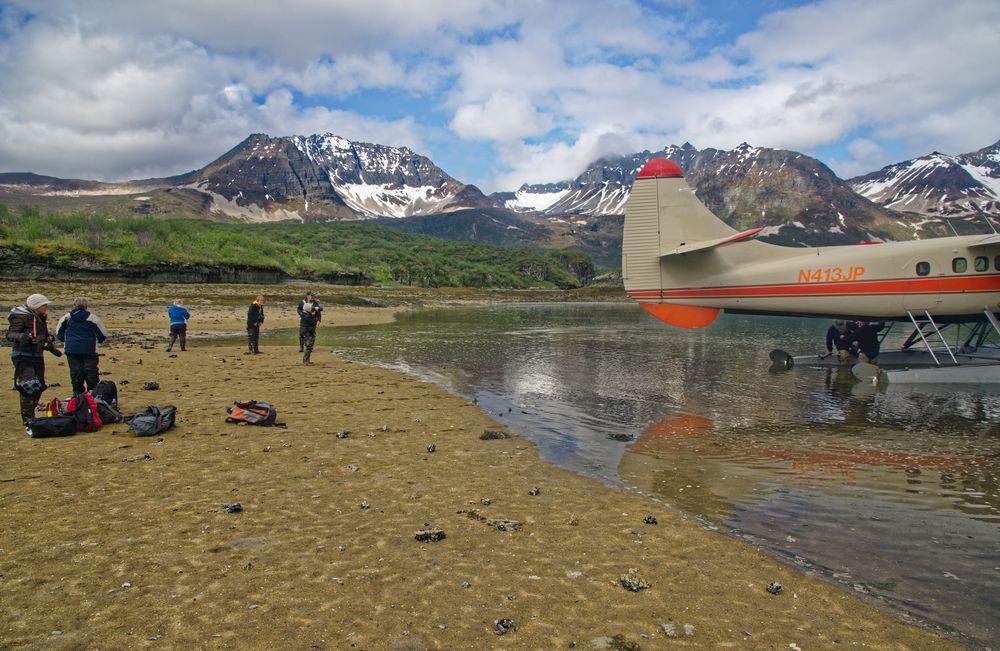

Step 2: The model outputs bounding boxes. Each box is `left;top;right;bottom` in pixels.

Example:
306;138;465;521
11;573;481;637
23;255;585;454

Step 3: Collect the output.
0;206;594;289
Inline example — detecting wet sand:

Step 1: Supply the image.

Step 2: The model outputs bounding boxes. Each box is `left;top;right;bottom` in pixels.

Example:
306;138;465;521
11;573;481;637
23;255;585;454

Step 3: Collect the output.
1;294;960;649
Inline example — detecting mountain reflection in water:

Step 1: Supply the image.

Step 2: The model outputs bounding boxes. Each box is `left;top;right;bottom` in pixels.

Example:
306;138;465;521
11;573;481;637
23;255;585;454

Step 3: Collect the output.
294;303;999;647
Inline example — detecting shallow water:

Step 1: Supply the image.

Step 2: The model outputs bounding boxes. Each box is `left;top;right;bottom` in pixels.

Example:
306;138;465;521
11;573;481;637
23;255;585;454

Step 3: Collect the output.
267;303;999;647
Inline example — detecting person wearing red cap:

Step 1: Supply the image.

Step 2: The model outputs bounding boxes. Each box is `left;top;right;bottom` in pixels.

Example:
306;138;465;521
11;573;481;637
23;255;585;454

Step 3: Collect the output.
6;293;54;425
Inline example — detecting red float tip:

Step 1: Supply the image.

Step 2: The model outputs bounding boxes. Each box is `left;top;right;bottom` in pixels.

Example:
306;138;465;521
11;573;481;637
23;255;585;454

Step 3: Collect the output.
637;158;683;179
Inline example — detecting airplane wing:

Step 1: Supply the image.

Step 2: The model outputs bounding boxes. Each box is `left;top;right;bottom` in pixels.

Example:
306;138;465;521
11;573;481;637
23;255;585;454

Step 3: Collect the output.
660;227;763;258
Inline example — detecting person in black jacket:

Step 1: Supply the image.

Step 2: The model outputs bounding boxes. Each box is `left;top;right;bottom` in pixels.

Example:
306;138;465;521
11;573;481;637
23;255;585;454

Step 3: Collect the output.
246;295;265;354
55;297;109;394
298;298;322;365
297;292;322;353
853;321;886;364
6;293;54;425
824;319;858;363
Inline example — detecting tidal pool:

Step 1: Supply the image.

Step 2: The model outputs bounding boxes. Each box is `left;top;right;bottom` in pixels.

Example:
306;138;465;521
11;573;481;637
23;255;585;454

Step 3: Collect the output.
265;303;999;647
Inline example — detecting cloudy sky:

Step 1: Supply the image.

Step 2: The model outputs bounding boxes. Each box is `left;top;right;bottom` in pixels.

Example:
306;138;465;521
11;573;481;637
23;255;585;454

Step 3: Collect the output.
0;0;998;192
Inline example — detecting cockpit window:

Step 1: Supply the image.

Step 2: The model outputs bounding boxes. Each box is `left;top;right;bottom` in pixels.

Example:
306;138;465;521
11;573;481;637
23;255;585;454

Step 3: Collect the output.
915;261;930;276
952;257;968;273
975;256;989;272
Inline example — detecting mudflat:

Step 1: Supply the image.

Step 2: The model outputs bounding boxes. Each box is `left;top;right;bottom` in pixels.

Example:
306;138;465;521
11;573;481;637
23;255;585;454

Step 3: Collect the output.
1;290;956;649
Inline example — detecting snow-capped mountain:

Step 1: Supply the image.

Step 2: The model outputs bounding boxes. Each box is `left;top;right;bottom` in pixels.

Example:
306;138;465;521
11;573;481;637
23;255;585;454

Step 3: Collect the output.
179;133;500;221
849;140;1000;220
0;133;500;222
498;142;911;246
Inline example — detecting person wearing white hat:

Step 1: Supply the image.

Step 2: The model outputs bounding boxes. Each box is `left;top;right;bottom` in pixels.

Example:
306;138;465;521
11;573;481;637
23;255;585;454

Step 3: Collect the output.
6;293;55;425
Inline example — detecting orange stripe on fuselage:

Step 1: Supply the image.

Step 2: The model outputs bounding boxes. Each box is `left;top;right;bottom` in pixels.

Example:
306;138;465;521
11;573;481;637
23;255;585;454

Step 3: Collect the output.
627;273;1000;300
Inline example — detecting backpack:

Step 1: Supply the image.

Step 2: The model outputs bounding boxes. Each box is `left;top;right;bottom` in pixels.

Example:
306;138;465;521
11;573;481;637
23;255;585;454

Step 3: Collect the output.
45;397;71;417
66;393;102;432
127;405;177;437
26;415;77;438
94;397;124;424
226;400;277;426
88;380;118;408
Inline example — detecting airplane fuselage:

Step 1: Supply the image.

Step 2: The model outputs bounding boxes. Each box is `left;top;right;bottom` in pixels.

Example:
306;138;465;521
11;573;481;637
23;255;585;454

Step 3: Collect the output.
621;158;1000;325
627;236;1000;321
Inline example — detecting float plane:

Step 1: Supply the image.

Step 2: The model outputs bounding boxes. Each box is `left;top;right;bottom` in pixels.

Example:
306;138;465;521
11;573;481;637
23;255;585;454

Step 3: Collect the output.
622;158;1000;383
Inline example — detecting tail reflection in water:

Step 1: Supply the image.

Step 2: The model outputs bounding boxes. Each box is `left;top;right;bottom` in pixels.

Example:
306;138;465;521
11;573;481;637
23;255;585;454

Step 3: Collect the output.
620;410;1000;646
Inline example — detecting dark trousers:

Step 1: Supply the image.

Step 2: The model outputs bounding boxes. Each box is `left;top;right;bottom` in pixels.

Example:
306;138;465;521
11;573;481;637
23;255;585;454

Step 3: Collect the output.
300;326;316;363
247;325;261;353
67;353;100;395
13;357;45;425
167;324;187;351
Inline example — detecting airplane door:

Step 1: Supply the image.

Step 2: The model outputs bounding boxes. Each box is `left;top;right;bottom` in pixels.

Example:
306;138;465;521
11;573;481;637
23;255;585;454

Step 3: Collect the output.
902;256;941;311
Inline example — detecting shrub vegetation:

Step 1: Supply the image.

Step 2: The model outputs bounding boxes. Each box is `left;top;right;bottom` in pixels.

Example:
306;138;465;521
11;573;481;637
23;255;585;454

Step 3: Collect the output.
0;207;594;288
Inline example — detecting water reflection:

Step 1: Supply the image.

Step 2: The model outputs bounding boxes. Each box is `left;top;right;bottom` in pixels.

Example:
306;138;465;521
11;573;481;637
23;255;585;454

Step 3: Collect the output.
267;303;999;646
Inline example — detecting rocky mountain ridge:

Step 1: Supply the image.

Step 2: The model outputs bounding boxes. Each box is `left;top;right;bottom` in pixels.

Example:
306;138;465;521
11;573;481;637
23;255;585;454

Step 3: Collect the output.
2;133;998;260
849;140;1000;223
498;142;917;246
0;133;502;223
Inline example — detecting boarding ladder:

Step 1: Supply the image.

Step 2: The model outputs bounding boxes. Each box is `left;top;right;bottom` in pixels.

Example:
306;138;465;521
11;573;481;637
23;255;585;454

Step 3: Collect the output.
905;310;959;367
983;308;1000;341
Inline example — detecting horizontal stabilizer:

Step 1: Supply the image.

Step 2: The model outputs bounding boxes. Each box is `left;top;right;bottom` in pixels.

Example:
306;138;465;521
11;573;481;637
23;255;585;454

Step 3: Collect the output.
660;227;763;258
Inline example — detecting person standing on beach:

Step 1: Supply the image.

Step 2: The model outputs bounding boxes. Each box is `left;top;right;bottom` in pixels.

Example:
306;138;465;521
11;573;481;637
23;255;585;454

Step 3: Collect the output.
6;294;54;425
55;297;109;394
298;297;322;365
166;299;190;352
297;292;322;352
246;295;265;354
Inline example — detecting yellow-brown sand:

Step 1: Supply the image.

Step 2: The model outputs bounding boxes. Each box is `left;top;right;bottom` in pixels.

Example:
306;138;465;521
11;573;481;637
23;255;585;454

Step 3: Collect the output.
1;340;956;650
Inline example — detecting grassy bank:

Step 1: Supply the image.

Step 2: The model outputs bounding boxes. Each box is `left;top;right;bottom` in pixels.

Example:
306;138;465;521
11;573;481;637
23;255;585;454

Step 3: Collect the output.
0;206;594;288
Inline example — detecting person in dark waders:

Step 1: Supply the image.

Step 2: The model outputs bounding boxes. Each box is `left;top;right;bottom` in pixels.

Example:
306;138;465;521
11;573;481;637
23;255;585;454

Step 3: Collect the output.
299;299;322;365
297;291;321;352
55;297;109;394
854;321;886;365
6;294;56;425
246;295;264;354
825;319;858;363
165;299;190;352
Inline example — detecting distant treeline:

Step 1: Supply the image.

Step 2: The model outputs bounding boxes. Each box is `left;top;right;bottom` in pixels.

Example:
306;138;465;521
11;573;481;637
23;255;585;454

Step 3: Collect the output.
0;205;594;288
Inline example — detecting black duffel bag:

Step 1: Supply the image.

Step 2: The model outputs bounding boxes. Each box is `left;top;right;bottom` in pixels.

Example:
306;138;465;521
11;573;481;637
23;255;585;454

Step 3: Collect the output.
26;415;77;438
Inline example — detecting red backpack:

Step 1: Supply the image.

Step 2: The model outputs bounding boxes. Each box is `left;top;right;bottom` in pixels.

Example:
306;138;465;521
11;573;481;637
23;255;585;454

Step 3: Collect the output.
66;393;103;432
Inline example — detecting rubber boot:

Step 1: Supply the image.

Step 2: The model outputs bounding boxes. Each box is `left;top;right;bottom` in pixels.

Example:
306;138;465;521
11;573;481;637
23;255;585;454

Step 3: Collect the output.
20;394;39;426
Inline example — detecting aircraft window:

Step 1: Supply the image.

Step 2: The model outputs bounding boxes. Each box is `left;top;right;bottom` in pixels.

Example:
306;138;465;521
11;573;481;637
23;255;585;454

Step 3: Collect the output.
975;256;989;272
915;261;930;276
952;257;968;273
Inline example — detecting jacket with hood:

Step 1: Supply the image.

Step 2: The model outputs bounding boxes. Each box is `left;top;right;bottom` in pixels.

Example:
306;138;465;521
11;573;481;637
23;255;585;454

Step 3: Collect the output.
298;301;322;328
56;308;109;355
247;301;265;327
168;304;190;325
6;306;50;359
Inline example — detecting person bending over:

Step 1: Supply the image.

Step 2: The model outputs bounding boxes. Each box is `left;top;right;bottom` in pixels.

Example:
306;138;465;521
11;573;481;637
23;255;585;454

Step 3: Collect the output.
166;299;190;352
